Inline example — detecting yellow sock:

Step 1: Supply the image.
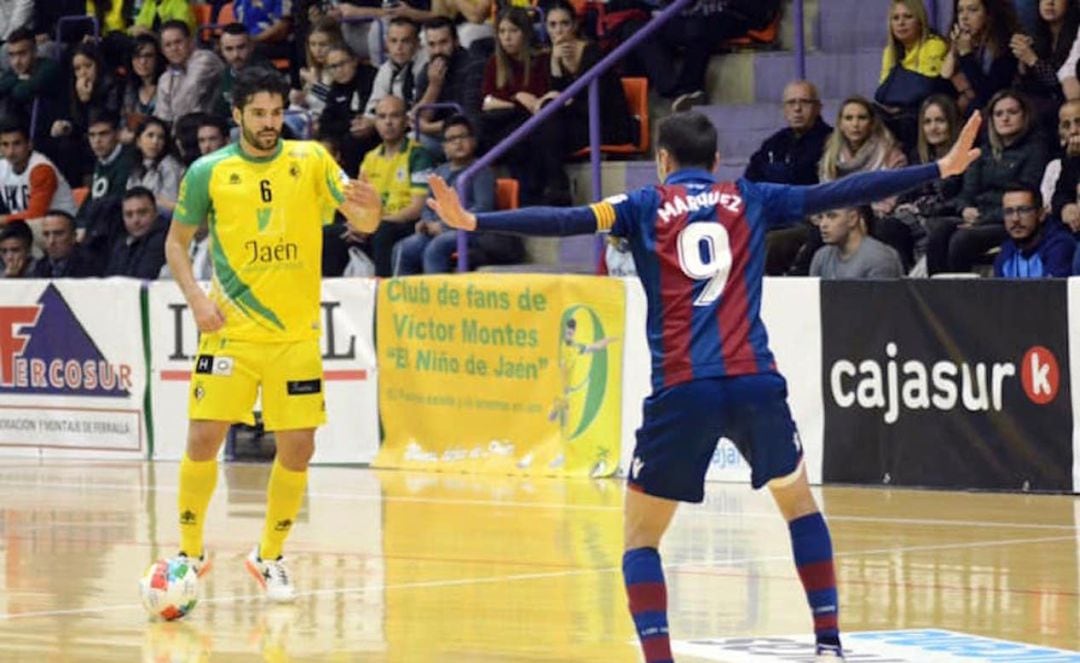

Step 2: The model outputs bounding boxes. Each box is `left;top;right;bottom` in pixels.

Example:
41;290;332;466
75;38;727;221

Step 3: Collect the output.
177;453;218;557
259;459;308;560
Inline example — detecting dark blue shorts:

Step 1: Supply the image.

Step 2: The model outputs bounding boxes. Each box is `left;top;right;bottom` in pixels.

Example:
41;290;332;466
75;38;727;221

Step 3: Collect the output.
627;373;803;502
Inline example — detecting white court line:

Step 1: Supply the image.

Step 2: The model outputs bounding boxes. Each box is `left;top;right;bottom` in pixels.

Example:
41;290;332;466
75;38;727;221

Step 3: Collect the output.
0;478;1077;533
0;533;1073;622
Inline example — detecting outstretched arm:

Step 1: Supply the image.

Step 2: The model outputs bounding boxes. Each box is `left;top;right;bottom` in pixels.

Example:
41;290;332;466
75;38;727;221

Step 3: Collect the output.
338;176;383;234
805;111;982;216
427;175;599;236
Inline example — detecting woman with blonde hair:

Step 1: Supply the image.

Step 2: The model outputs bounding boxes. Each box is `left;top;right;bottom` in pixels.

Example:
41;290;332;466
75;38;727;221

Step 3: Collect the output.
803;97;911;272
925;89;1049;273
875;0;950;147
290;17;345;116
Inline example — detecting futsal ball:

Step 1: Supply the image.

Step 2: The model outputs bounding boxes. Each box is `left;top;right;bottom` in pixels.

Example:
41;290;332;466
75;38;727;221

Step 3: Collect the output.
139;559;199;621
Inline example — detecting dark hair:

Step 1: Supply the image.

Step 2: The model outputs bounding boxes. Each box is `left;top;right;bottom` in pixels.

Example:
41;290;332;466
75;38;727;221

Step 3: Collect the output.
128;33;165;84
1002;181;1043;210
232;66;290;110
88;108;121;129
1034;0;1080;67
123;186;157;206
443;114;474;136
656;112;717;170
160;19;191;37
546;0;579;24
388;16;420;35
68;43;108;119
197;113;230;136
0;117;29;139
6;28;34;45
425;16;457;36
0;219;32;247
44;209;77;228
222;22;249;37
949;0;1018;58
131;116;172;175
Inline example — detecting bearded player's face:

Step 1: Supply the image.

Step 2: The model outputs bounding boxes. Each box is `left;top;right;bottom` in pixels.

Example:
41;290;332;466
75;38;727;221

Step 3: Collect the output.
234;91;284;152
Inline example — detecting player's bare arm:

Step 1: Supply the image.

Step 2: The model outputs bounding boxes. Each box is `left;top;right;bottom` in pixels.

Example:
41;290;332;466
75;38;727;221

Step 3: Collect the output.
339;175;383;234
937;111;982;178
427;175;477;230
165;220;225;333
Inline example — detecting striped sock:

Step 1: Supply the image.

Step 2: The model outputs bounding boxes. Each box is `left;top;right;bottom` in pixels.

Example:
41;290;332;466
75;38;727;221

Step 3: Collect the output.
789;512;841;648
622;547;673;663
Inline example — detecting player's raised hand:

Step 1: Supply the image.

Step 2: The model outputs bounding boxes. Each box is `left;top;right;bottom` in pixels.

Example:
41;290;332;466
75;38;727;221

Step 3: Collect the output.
427;175;477;231
191;294;225;333
938;111;982;178
341;175;382;234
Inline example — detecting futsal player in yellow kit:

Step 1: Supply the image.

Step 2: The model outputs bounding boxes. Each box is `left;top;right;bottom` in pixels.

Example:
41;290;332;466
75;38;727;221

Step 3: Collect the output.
163;67;381;601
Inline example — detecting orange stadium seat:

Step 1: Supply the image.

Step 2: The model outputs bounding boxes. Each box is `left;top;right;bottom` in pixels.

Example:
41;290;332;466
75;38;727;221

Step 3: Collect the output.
571;76;649;158
721;13;780;49
191;3;213;27
495;178;520;210
72;187;89;208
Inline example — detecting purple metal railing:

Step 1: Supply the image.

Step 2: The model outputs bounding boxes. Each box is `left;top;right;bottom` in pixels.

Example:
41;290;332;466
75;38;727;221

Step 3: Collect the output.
452;0;808;272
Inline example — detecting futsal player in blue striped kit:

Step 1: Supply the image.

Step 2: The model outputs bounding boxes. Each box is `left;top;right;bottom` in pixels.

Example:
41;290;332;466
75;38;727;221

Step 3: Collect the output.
428;110;983;662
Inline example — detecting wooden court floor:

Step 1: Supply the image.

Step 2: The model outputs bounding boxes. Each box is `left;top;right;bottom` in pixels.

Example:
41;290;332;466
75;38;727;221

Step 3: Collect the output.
0;461;1075;662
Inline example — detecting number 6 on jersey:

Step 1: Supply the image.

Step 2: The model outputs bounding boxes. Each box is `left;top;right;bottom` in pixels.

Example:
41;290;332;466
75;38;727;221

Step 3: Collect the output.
677;223;732;306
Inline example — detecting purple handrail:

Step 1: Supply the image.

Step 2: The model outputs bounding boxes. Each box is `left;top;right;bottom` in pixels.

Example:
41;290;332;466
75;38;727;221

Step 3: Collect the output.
452;0;695;272
794;0;805;80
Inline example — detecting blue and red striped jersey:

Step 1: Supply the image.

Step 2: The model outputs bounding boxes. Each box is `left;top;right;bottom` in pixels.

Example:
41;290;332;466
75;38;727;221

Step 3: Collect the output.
594;169;806;391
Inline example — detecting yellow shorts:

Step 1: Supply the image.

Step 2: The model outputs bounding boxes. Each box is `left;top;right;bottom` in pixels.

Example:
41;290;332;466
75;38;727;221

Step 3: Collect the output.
187;334;326;431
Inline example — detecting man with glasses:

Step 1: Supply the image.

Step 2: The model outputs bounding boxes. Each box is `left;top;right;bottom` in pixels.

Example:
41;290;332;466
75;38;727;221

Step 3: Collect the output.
745;80;832;275
994;184;1073;278
359;95;434;276
319;44;377;173
392;115;513;275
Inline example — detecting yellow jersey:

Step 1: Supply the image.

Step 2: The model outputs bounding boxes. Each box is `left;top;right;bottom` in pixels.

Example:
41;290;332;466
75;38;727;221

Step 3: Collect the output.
174;140;346;342
359;138;434;216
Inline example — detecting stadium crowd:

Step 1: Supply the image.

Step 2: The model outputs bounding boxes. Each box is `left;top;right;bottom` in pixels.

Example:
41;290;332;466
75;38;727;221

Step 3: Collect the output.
0;0;1075;280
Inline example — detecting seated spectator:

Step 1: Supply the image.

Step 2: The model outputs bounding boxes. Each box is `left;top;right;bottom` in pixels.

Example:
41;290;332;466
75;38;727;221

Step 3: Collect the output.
543;0;633;152
324;0;387;63
319;44;378;173
50;43;122;188
994;184;1073;277
0;120;77;230
414;17;472;157
105;187;168;279
1046;100;1080;224
479;8;567;204
0;219;35;278
392;115;511;274
926;89;1049;273
196;114;230;156
76;110;139;255
212;23;262;117
127;117;184;213
940;0;1020;116
235;0;295;60
874;0;949;149
289;17;344;118
1011;0;1078;141
746;81;832;186
0;29;61;138
816;96;913;269
359;95;434;276
33;210;101;278
810;206;904;279
363;18;427;117
155;20;226;124
622;0;780;110
447;0;495;48
888;94;964;271
121;35;167;142
745;80;832;275
130;0;197;37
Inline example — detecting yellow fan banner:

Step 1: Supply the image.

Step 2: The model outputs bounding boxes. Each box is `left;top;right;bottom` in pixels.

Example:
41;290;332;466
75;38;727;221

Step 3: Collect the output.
374;274;625;477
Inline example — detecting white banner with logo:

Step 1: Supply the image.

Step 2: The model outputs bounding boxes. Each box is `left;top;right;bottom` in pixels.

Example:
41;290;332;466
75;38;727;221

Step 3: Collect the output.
618;277;825;486
148;278;380;463
0;278;147;458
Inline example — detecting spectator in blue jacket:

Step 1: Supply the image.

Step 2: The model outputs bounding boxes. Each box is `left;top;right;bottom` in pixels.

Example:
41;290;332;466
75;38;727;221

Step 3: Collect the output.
994;183;1074;277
